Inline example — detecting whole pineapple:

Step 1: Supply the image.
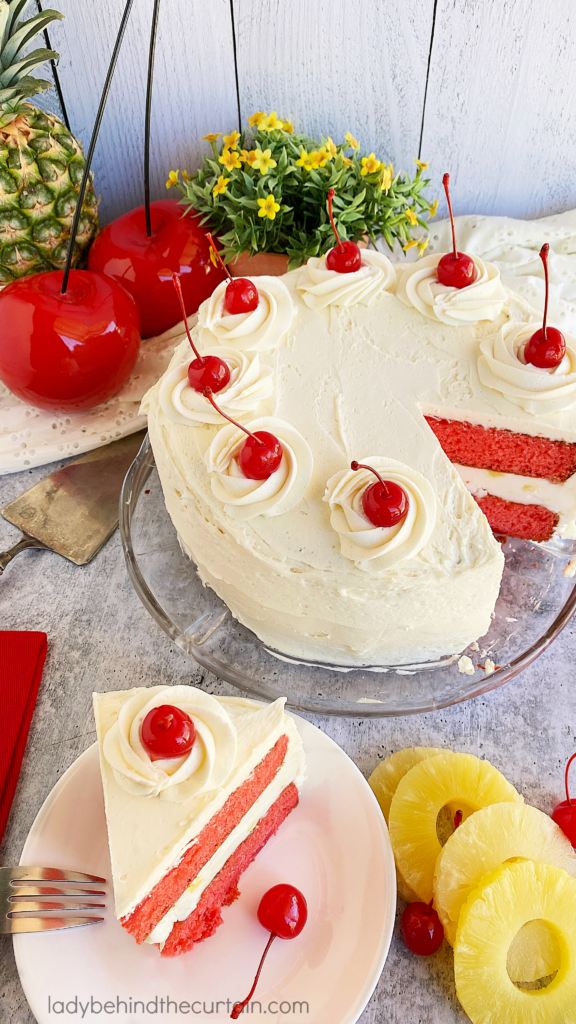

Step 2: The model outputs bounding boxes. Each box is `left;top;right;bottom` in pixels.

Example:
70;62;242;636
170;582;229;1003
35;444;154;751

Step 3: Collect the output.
0;1;99;283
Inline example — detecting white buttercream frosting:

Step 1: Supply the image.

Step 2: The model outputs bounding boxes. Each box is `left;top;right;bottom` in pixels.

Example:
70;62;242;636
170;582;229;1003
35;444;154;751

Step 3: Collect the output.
102;685;237;801
396;252;508;326
205;416;313;521
158;341;274;426
198;276;296;352
478;321;576;414
324;458;437;570
297;249;396;309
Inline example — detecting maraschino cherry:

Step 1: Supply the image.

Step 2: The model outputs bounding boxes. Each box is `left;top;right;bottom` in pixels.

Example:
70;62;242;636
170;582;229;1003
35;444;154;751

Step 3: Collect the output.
141;704;196;761
231;884;308;1019
172;273;230;393
351;461;409;527
325;189;362;273
552;752;576;847
204;386;283;480
523;244;566;369
206;232;259;314
436;173;476;289
401;900;444;956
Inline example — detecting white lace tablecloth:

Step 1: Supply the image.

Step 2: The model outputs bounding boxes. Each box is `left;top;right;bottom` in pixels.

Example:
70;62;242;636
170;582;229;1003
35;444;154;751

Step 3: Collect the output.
4;208;576;475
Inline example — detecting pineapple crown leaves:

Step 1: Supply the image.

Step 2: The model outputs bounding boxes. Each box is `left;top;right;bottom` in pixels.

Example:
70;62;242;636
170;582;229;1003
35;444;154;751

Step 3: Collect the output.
0;0;63;108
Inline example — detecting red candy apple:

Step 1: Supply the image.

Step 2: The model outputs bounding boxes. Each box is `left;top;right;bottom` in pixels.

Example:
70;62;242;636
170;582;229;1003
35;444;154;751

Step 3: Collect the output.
0;270;140;411
88;199;226;338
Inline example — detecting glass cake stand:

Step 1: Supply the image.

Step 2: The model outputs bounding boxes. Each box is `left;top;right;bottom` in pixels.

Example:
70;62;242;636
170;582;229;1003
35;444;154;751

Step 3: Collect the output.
120;434;576;717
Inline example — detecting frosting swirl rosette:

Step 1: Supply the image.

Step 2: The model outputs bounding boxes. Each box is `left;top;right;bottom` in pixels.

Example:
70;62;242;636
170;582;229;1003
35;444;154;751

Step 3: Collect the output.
396;252;507;326
158;344;274;425
297;250;396;310
478;320;576;414
103;685;237;800
324;457;436;569
198;276;296;352
205;415;313;521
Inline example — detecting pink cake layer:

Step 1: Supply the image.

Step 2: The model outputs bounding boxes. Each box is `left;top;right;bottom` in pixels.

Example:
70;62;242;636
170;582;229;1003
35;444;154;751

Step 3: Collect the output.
160;782;299;957
121;734;289;944
474;493;559;542
425;416;576;483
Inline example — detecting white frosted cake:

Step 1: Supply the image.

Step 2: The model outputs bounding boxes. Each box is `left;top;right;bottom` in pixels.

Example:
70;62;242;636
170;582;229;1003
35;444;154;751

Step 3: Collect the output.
142;248;576;667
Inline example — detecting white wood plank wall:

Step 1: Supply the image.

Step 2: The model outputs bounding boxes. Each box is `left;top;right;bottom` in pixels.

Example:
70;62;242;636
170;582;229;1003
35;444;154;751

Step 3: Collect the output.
37;0;576;225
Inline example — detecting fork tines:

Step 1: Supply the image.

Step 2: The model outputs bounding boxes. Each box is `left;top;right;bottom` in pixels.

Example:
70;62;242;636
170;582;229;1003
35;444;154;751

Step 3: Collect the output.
1;867;107;935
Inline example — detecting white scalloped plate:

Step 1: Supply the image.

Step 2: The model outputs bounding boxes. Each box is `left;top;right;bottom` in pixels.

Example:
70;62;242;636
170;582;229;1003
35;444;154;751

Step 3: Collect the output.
13;713;396;1024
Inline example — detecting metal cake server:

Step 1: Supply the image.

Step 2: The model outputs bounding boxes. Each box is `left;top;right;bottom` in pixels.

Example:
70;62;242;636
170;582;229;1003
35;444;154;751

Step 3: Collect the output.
0;431;147;575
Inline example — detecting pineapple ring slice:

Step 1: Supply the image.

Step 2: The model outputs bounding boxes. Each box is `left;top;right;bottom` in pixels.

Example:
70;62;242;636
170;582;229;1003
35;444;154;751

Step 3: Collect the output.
388;752;522;903
455;860;576;1024
369;747;444;903
434;801;576;949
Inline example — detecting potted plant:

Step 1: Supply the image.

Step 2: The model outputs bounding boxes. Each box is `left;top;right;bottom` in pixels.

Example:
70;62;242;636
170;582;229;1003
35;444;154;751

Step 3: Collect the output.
167;111;436;275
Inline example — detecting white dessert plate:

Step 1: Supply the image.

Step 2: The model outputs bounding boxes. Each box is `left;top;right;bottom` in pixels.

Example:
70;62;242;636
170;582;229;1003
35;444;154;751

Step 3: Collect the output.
14;714;396;1024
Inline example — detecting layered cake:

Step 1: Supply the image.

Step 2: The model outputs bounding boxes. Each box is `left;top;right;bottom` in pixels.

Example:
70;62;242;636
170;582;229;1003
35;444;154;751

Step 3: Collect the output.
142;243;576;667
93;686;305;956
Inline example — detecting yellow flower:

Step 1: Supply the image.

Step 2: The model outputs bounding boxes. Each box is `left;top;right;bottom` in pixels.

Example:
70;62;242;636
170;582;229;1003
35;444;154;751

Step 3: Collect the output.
360;153;382;176
219;148;242;171
309;150;328;169
212;175;229;197
415;158;428;170
202;133;221;142
324;137;337;159
418;237;430;255
282;120;294;134
166;169;179;189
403;239;419;251
344;132;359;150
378;163;393;192
429;199;439;218
223;130;241;150
181;169;190;182
252;148;277;174
342;156;353;166
240;148;258;166
257;194;281;220
261;110;283;132
295;149;314;171
248;111;266;128
405;207;418;226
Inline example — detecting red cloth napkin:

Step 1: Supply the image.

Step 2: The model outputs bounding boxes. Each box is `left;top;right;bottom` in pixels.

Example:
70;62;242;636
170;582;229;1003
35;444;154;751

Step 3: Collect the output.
0;631;47;844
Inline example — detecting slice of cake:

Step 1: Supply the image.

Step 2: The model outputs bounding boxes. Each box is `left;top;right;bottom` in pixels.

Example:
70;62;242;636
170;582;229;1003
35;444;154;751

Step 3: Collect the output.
93;686;305;956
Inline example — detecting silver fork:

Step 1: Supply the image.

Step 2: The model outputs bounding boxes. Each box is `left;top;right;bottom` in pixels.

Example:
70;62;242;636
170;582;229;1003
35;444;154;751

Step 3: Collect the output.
1;867;107;933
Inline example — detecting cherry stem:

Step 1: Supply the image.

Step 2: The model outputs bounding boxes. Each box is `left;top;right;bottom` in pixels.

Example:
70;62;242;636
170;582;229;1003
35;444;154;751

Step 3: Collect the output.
172;273;201;359
540;243;550;343
203;387;263;444
61;0;134;294
144;0;161;238
206;232;233;281
442;173;458;260
327;189;341;247
351;460;390;499
231;933;276;1019
565;752;576;804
